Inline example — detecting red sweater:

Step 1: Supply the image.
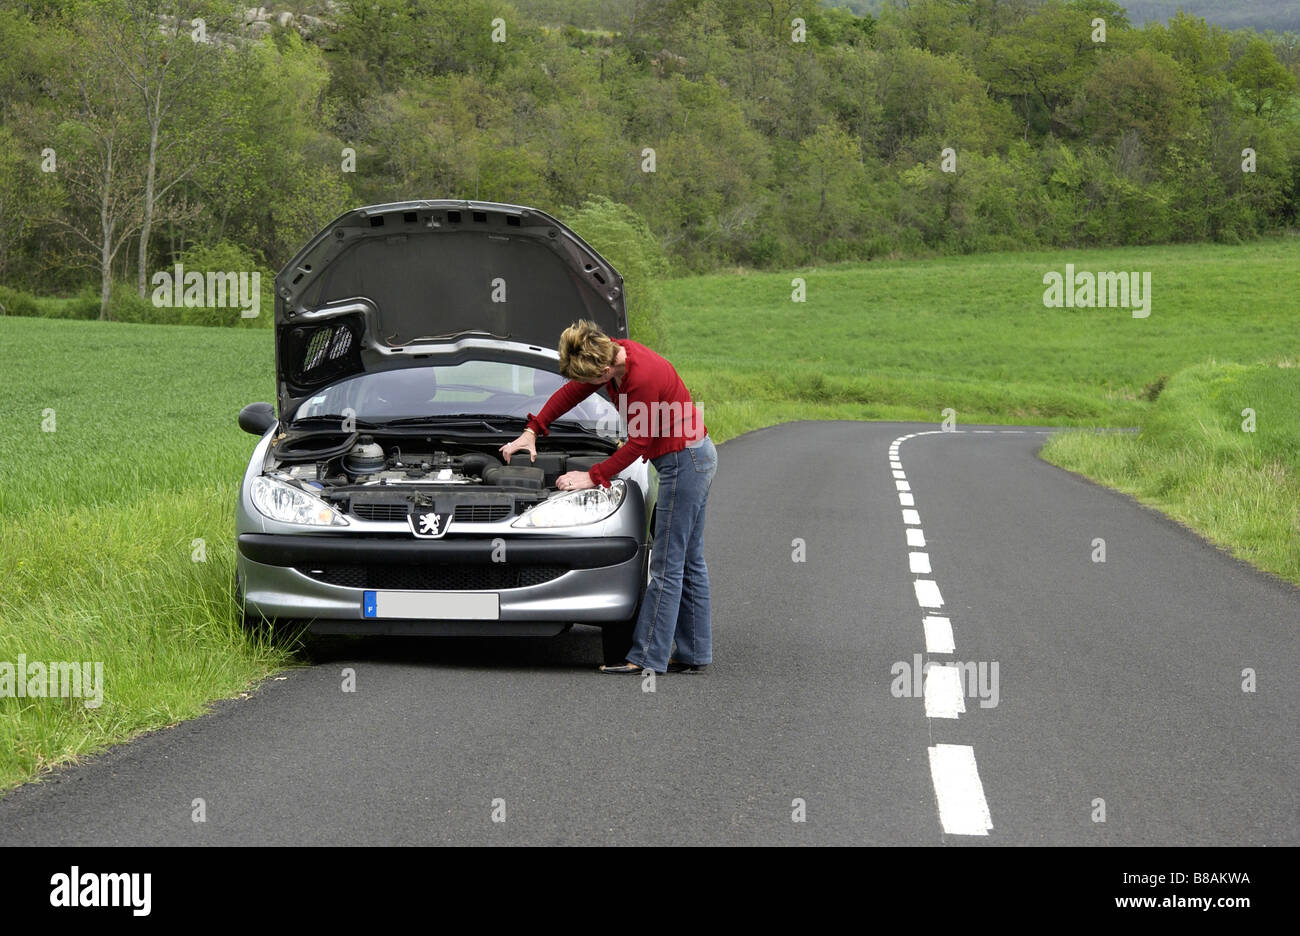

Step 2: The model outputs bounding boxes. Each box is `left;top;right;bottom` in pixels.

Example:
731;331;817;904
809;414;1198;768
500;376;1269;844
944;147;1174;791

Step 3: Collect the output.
526;339;707;488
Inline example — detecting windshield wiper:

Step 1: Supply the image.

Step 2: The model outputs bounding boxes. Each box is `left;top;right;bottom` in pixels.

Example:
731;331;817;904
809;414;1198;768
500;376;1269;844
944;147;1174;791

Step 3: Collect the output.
546;419;611;437
374;415;611;437
287;415;383;430
379;414;527;428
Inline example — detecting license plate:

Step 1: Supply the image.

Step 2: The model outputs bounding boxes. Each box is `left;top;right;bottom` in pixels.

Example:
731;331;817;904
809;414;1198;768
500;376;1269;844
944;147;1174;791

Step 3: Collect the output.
362;590;500;620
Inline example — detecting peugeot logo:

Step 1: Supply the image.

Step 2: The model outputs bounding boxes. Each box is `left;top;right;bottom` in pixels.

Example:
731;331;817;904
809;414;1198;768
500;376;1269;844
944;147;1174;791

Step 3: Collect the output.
408;510;450;538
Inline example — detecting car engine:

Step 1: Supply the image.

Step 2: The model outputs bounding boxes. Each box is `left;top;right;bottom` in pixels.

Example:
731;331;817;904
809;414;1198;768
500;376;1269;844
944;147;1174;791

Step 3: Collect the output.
261;432;611;523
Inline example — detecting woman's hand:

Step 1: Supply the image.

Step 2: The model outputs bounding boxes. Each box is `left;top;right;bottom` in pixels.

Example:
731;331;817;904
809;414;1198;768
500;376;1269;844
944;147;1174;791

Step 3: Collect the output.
555;470;595;491
499;429;537;463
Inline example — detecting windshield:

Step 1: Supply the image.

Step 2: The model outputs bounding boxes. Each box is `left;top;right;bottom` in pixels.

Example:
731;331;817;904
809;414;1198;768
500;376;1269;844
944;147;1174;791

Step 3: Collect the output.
290;361;618;432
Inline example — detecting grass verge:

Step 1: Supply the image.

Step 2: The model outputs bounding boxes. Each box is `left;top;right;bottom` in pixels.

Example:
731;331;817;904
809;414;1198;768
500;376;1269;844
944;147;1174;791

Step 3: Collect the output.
1041;361;1300;585
0;318;297;793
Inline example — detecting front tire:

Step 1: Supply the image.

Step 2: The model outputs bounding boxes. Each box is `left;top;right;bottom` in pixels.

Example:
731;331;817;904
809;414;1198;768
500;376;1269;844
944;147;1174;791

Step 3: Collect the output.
601;619;635;665
601;538;652;665
236;575;307;646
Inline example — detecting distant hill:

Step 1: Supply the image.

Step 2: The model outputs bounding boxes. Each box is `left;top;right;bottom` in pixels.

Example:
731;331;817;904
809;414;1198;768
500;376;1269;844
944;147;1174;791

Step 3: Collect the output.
1123;1;1300;32
825;1;1300;33
514;0;1300;34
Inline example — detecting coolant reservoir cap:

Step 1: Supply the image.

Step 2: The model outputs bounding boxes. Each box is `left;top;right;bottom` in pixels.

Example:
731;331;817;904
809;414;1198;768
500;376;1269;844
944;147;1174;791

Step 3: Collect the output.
344;439;386;474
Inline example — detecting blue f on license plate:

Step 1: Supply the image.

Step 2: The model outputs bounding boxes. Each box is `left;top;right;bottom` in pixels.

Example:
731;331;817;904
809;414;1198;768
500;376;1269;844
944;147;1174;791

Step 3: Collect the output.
362;591;500;620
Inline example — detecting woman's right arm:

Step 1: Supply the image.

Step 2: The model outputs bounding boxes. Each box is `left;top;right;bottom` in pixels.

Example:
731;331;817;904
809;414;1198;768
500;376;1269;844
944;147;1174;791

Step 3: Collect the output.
499;379;600;463
499;427;538;463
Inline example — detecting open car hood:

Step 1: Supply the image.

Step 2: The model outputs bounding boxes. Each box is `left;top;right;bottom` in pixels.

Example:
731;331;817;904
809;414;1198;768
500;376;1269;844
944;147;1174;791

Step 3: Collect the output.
272;200;627;419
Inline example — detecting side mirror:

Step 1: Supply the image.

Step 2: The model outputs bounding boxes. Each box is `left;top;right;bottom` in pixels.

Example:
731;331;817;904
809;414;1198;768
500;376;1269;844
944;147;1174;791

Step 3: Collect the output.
238;402;277;436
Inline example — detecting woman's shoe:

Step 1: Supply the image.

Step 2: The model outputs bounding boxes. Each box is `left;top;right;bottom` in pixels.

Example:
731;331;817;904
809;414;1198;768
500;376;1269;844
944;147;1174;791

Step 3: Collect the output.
598;662;645;674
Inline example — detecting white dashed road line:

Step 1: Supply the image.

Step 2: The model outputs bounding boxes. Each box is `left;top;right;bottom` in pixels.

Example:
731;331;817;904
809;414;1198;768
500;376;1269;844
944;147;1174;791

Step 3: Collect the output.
913;579;944;608
923;615;955;653
924;663;967;718
890;428;998;837
928;744;994;836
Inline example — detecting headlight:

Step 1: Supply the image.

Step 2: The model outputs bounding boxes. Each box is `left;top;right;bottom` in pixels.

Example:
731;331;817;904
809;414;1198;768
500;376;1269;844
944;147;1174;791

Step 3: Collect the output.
250;476;349;526
512;479;626;528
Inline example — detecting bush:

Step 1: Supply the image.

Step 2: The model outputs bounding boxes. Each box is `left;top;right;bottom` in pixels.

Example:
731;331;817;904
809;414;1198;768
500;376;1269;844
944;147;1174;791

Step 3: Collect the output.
109;282;165;323
0;285;40;317
40;287;100;320
819;238;859;263
149;241;275;327
863;234;897;260
563;196;670;350
742;231;784;268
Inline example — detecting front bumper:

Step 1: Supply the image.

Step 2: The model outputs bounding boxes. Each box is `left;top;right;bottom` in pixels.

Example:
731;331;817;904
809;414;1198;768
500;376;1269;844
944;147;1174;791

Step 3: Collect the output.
236;533;646;635
238;533;638;568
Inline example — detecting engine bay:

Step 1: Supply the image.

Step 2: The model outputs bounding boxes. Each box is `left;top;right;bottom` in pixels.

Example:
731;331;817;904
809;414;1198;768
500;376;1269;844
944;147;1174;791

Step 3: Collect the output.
261;430;616;522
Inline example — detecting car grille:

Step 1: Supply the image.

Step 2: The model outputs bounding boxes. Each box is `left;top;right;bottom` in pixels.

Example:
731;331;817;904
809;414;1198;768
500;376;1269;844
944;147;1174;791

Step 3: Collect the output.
350;503;409;522
451;504;512;522
350;503;514;523
299;564;568;590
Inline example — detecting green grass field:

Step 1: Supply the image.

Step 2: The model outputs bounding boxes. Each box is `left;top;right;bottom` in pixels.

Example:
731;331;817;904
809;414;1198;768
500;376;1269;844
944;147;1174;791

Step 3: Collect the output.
656;238;1300;440
1;236;1297;791
0;320;294;790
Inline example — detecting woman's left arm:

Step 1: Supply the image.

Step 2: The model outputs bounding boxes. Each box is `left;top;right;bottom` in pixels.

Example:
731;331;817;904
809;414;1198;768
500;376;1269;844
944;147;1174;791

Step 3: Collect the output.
556;421;652;490
588;435;651;488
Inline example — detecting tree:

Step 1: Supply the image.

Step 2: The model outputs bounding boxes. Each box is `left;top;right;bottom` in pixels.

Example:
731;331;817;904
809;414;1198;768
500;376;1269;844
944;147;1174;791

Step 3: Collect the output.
785;123;865;248
87;0;225;297
188;32;354;268
1230;35;1296;118
1082;47;1194;164
46;40;149;320
978;0;1120;140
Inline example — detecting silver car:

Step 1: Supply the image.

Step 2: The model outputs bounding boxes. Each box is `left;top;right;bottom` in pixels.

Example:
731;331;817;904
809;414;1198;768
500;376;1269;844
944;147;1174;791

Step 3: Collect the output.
234;200;654;663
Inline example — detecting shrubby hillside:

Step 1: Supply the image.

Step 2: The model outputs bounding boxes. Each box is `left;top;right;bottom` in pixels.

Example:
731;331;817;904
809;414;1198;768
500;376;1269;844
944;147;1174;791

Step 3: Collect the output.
1;0;1297;318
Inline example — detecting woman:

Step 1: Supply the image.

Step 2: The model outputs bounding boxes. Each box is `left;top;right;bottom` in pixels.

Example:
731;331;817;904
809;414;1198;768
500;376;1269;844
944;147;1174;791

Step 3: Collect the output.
499;320;717;675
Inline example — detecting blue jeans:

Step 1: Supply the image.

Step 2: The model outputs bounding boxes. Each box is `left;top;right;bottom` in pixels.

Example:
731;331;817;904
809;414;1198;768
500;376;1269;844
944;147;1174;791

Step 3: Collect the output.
625;435;718;672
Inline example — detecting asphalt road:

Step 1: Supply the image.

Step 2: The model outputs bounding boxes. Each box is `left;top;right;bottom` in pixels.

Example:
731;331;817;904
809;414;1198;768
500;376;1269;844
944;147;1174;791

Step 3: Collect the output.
1;421;1296;845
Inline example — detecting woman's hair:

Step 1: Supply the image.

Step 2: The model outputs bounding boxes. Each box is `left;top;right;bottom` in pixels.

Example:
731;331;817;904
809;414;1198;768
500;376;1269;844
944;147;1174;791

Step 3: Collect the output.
558;319;618;381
